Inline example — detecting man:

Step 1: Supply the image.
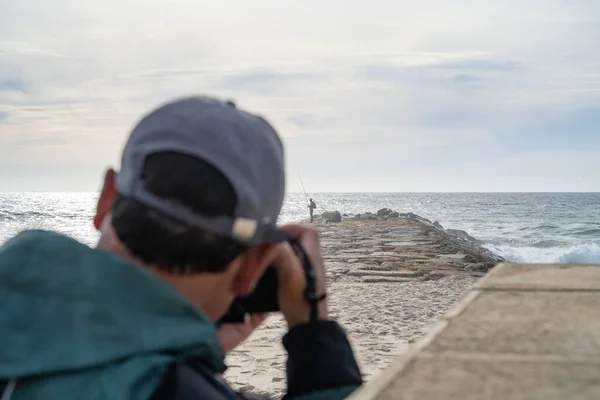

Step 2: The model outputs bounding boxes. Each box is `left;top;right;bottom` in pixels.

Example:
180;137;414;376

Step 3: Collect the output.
308;198;317;223
0;97;362;399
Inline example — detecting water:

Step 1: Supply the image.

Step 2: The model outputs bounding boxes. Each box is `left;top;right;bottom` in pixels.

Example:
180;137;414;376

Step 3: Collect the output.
1;192;600;264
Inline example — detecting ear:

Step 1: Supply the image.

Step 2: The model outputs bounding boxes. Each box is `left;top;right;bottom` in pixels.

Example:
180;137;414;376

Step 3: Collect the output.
231;244;279;296
94;169;117;230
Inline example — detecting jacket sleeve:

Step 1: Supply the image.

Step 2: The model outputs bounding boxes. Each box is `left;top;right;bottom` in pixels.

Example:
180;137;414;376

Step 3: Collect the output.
282;321;363;399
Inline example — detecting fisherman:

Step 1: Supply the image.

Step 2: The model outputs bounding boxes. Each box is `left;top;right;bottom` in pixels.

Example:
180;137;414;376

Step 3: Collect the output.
308;198;317;223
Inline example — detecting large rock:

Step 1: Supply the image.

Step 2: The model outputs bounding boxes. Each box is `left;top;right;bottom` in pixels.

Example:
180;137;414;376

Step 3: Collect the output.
399;212;427;221
333;207;503;273
446;229;482;244
322;211;342;223
464;262;496;272
377;208;393;217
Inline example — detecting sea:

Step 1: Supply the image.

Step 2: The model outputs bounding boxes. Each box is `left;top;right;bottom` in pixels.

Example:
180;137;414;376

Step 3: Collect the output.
1;192;600;264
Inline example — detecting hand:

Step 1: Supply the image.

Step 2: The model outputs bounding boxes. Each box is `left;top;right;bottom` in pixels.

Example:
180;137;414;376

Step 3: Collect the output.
271;225;328;328
217;313;268;353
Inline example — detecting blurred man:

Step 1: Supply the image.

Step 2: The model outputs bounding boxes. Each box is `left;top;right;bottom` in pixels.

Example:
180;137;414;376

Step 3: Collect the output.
0;97;361;399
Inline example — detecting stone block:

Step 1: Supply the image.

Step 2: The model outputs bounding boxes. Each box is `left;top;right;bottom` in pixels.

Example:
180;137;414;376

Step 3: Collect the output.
428;290;600;358
475;263;600;291
378;355;600;400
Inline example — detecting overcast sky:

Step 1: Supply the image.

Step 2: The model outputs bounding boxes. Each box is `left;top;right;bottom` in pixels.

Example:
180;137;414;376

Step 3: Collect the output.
1;0;599;192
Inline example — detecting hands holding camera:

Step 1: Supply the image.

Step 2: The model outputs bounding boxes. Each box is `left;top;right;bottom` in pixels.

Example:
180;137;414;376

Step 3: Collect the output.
218;224;328;353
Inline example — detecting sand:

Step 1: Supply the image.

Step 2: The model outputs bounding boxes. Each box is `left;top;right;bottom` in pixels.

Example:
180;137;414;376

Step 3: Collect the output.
223;214;501;398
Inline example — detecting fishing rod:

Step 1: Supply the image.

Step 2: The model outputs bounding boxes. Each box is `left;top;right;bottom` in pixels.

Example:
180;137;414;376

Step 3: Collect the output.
297;170;309;205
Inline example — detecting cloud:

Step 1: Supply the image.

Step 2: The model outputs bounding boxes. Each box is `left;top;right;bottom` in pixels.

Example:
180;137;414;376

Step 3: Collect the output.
214;69;331;95
438;59;524;72
6;133;68;147
1;0;600;191
285;113;333;129
434;149;600;192
0;41;64;58
0;77;27;93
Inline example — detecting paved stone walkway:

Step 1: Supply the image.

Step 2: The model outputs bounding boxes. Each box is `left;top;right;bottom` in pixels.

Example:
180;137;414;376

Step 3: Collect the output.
349;263;600;400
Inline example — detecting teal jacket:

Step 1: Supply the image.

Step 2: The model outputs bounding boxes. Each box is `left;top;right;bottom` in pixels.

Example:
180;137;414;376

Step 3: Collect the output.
0;231;360;399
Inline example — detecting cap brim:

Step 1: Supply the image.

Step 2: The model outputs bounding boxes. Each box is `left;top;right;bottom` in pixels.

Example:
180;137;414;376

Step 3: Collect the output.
126;185;290;245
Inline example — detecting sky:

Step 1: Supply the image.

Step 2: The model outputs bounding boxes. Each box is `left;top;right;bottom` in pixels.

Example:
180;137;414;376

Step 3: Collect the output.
1;0;599;192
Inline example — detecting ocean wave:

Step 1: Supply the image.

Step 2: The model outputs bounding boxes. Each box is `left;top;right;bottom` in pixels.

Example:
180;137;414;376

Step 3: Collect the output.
486;243;600;264
571;228;600;237
0;211;84;221
517;223;561;231
511;224;600;238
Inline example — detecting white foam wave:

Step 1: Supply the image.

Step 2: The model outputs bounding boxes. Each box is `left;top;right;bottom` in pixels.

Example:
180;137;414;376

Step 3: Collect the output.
486;243;600;264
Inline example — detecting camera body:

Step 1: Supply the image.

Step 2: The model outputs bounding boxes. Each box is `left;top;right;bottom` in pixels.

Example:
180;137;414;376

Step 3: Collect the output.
218;266;279;324
218;237;320;325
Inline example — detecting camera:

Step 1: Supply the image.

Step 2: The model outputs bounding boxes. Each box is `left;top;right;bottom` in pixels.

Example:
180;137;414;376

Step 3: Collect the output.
218;237;321;325
218;266;279;324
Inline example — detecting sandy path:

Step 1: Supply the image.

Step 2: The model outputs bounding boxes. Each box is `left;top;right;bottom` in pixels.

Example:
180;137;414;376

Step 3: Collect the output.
224;215;497;398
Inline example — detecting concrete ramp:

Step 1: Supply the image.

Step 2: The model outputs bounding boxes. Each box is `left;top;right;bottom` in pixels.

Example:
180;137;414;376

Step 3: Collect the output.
349;263;600;399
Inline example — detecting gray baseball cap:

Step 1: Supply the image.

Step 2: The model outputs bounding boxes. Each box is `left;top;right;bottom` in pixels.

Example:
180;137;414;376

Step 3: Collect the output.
115;96;289;245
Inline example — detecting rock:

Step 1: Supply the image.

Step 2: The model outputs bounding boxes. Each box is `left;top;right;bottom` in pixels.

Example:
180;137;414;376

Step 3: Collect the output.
355;213;377;220
377;208;393;217
324;208;504;268
464;262;495;272
399;212;424;221
446;229;481;244
322;211;342;223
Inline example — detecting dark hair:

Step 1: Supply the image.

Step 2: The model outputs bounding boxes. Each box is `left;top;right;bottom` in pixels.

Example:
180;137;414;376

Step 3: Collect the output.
111;152;249;274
